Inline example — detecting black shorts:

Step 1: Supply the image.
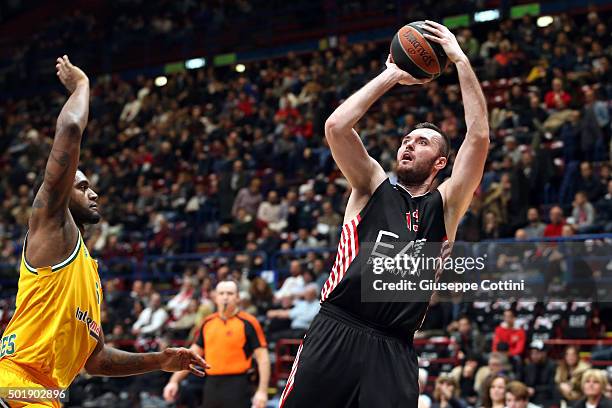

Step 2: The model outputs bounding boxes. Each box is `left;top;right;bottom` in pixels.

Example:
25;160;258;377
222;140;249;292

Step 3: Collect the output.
279;303;419;408
203;374;250;408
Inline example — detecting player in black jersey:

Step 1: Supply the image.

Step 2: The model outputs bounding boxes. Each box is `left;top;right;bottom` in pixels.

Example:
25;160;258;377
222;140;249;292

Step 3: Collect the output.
279;21;489;408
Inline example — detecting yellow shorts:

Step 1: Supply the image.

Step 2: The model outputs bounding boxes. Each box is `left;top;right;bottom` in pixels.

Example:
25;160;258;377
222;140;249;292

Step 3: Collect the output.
0;366;61;408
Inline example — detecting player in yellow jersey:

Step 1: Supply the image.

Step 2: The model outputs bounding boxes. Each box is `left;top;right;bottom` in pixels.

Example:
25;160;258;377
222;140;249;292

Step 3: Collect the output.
0;56;209;408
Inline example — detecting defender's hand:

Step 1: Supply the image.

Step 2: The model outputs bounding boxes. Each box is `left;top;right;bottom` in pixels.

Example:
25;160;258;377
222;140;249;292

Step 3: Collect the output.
163;382;179;402
421;20;467;64
56;55;89;93
159;347;210;377
252;389;268;408
385;54;432;86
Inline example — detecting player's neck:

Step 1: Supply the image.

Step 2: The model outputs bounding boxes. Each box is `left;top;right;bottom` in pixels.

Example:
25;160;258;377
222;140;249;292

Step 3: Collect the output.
396;181;431;197
77;224;85;236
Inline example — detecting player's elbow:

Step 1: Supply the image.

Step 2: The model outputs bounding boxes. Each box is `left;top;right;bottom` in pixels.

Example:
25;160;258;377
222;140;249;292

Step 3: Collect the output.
57;116;84;138
324;115;348;139
324;117;339;139
84;357;103;376
467;129;490;145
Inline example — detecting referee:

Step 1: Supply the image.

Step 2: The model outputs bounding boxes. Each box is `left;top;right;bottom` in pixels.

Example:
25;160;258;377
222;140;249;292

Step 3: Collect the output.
163;280;270;408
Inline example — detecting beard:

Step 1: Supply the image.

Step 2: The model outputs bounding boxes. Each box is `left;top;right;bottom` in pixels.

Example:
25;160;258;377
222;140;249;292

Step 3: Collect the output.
69;203;101;226
396;156;438;186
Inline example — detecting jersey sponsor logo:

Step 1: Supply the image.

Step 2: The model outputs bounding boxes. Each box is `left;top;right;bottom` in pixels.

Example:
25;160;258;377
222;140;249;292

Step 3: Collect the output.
75;306;101;341
369;231;427;277
0;333;16;358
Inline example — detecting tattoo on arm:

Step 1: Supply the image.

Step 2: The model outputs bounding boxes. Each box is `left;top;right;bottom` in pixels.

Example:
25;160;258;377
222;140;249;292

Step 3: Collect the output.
94;346;159;377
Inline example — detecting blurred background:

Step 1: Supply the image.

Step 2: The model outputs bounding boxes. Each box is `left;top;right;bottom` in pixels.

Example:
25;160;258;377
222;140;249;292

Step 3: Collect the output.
0;0;612;407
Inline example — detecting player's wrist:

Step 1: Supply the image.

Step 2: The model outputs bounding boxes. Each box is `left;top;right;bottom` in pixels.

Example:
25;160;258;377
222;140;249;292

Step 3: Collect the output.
452;54;469;65
75;79;89;89
152;351;164;370
383;67;403;83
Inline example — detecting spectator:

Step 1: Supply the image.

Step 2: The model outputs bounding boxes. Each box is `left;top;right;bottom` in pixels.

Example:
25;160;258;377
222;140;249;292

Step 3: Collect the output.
475;353;510;397
419;368;432;408
570;191;596;233
544;78;571;110
543;206;565;238
274;260;305;301
595;180;612;232
458;28;480;62
316;200;342;245
556;345;592;403
163;281;269;408
248;277;274;319
580;87;609;161
523;207;546;239
448;315;485;359
431;373;467;408
232;178;263;218
572;369;611;408
481;374;508;408
167;277;196;320
294;227;322;250
521;340;557;406
131;292;169;338
256;190;288;232
266;283;320;340
449;355;480;406
492;309;526;358
312;257;329;292
505;380;540;408
578;162;605;203
167;299;199;338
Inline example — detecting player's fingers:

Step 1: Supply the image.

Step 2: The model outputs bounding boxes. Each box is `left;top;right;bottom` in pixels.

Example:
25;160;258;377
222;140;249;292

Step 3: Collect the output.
189;364;206;377
421;24;443;37
191;354;211;368
422;33;443;44
425;20;445;30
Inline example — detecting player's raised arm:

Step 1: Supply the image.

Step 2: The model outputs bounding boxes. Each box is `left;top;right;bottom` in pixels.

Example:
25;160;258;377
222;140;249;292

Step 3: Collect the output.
30;56;89;228
422;21;490;233
324;57;429;196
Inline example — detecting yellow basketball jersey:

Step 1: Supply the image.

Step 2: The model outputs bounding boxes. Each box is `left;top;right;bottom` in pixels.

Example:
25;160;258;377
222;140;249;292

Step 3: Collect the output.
0;230;103;389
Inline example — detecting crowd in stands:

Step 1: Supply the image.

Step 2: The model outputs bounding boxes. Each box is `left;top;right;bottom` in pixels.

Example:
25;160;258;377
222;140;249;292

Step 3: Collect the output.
1;4;612;408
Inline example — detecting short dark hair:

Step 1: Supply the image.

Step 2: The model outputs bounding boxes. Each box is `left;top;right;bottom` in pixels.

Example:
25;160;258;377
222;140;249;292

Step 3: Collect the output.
414;122;450;158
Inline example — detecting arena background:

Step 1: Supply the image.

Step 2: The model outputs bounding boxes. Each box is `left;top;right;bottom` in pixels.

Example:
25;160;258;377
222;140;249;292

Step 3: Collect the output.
1;0;612;407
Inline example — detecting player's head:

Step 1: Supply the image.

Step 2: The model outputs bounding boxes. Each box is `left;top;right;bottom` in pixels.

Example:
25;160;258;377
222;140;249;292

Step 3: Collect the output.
68;169;101;226
215;280;240;313
396;123;450;186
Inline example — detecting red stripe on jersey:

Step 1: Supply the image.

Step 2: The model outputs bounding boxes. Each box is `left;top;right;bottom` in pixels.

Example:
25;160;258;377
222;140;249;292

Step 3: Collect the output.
320;216;360;302
279;341;304;408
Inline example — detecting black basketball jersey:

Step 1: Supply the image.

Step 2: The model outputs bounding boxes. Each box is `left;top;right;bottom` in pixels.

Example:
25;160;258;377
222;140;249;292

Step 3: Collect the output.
320;179;448;338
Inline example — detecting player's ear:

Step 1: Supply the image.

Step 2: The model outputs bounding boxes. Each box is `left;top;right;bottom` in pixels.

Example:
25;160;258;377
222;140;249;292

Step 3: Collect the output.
434;156;447;170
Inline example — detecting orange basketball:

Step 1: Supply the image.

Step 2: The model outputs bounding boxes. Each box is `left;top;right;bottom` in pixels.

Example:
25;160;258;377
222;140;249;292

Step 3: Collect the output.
390;21;449;79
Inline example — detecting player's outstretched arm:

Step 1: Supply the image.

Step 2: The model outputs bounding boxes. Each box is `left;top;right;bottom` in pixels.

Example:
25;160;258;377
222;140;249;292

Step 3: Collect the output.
422;21;490;235
85;330;209;378
163;343;206;402
324;57;429;196
30;56;89;228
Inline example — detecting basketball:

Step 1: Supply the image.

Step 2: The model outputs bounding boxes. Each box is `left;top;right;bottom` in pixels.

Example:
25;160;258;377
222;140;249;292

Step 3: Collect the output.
390;21;449;79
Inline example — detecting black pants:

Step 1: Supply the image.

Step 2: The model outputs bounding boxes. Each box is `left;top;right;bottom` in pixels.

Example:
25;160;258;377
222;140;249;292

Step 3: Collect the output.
279;303;419;408
203;374;250;408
